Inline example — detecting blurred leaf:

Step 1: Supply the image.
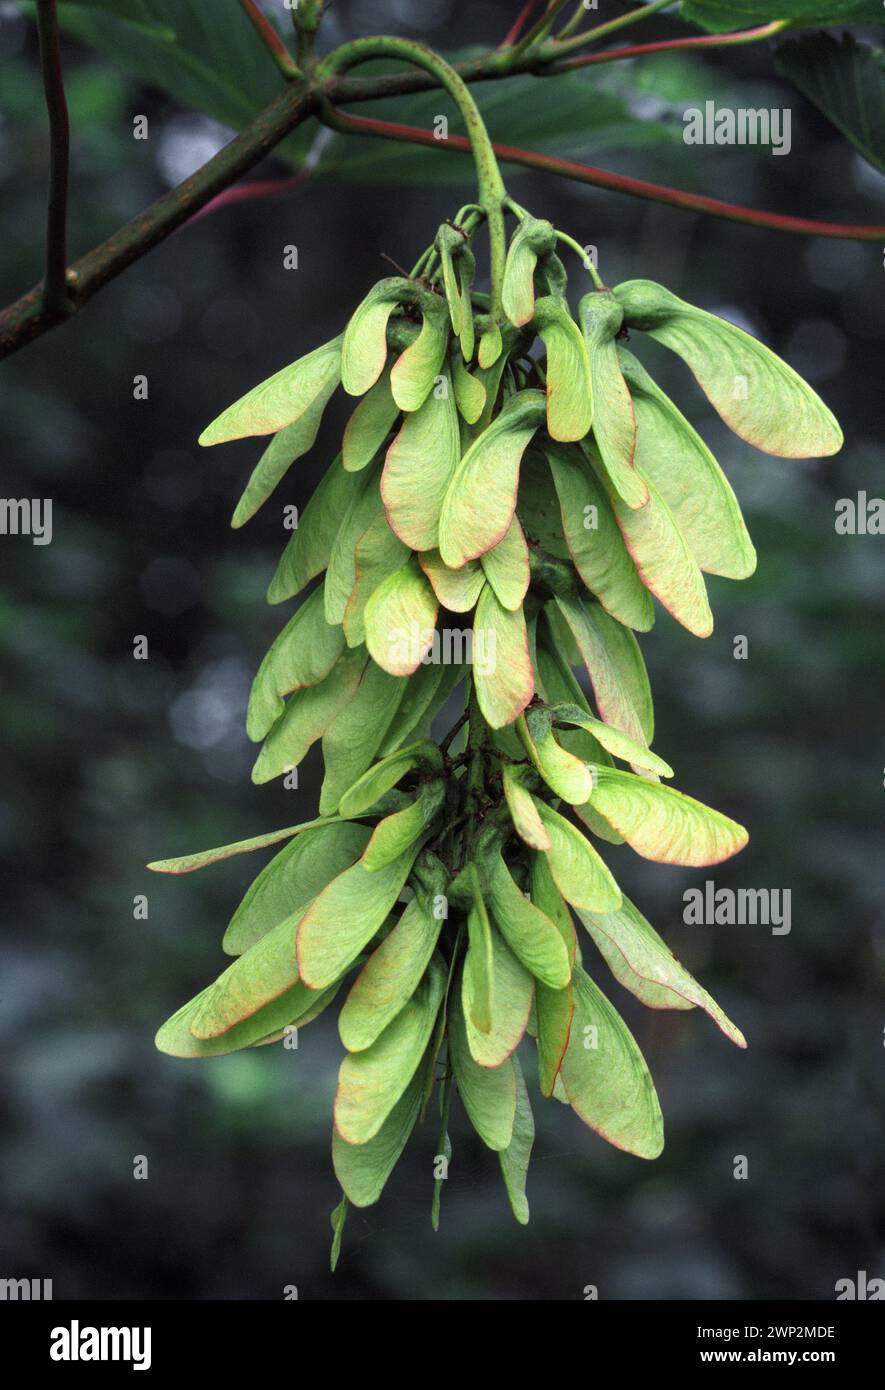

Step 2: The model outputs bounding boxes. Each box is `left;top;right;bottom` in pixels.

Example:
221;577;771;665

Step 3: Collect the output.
40;0;317;163
682;0;885;29
775;33;885;175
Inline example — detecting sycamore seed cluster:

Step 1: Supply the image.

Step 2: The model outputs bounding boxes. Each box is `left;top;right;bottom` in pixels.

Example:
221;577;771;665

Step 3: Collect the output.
149;195;841;1237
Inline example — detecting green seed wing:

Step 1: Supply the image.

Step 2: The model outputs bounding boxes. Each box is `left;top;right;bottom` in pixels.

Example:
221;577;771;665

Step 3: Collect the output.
576;895;746;1047
339;893;444;1052
200;334;342;445
532;798;622;913
533;295;593;443
334;954;446;1143
296;840;423;989
587;765;748;866
247;584;345;743
382;372;460;550
438;390;546;567
473;583;534;729
449;985;517;1152
547;439;654;632
560;966;664;1159
497;1055;534;1225
333;1062;427;1207
614;278;842;458
619;347;757;580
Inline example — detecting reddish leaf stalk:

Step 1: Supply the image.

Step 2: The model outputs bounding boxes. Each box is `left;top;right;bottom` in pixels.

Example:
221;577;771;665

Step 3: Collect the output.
323;106;885;242
238;0;301;80
191;170;310;223
553;20;790;71
500;1;543;48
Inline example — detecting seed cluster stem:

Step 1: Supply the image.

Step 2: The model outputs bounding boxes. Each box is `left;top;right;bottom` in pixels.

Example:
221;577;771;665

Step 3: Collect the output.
317;38;509;323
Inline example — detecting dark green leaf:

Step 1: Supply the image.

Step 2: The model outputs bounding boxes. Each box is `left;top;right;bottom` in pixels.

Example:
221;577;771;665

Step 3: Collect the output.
683;0;885;32
775;33;885;174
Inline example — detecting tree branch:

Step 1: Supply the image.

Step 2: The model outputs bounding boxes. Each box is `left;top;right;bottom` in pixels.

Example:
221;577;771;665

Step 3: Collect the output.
35;0;71;317
0;82;315;360
320;107;885;243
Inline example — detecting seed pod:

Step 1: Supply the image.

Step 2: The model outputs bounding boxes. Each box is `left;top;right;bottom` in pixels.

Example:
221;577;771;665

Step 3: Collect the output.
532;798;622;913
297;840;424;990
559;967;664;1159
577;290;646;510
364;555;439;676
464;923;533;1068
584;766;748;867
546;439;654;633
341;277;415;396
339;884;445;1051
439;389;545;567
435;221;476;358
449;985;517;1152
480;515;530;611
517;707;594;806
390;291;450;412
482;842;572;989
533;295;593;443
575;895;745;1047
382;367;460;550
333;1064;426;1208
502;214;556;327
342;366;400;472
472;583;534;729
334;954;446;1144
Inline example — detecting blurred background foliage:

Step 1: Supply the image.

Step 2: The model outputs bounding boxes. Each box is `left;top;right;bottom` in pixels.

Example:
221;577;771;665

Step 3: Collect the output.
1;0;884;1300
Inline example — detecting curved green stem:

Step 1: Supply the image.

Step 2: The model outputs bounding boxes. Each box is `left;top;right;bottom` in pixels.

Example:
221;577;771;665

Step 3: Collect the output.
317;37;508;321
554;227;603;288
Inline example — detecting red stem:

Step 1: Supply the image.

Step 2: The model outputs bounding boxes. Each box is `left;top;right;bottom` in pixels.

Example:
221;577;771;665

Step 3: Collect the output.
239;0;300;78
501;1;543;48
553;21;788;71
325;107;885;241
190;170;310;223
